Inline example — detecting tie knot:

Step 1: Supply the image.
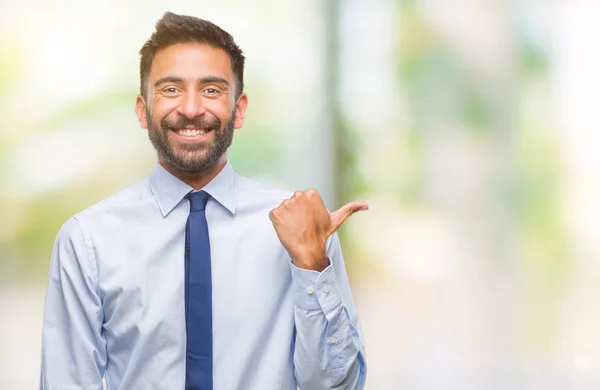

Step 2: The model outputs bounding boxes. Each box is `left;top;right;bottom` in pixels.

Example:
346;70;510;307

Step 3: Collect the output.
187;191;210;212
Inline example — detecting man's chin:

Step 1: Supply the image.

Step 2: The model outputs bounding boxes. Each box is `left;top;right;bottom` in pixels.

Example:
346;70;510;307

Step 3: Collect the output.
163;152;223;174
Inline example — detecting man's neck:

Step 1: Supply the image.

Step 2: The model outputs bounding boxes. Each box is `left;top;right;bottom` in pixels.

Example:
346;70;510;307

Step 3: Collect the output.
159;155;228;190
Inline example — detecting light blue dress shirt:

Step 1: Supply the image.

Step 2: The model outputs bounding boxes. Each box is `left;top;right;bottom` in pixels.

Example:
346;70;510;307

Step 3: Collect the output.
41;161;366;389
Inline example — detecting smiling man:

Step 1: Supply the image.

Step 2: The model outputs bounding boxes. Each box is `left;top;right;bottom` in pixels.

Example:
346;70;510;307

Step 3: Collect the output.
40;12;366;390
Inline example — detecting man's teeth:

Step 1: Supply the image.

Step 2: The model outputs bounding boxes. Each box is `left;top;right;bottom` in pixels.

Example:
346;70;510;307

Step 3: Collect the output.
177;129;207;137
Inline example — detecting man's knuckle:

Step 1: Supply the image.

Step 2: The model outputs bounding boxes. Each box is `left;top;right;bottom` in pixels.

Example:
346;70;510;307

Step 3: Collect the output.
307;188;319;197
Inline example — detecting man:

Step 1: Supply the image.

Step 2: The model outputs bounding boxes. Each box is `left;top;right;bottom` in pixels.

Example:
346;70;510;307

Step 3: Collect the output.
41;12;366;390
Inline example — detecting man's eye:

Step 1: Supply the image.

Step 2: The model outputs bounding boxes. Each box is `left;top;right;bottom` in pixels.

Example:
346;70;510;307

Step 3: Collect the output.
165;88;178;93
204;88;219;94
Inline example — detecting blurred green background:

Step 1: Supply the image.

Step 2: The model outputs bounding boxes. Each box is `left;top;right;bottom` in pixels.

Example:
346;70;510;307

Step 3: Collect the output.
1;0;599;388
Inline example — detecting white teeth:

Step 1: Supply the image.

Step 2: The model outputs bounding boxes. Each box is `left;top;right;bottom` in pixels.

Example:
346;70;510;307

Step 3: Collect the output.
177;129;207;137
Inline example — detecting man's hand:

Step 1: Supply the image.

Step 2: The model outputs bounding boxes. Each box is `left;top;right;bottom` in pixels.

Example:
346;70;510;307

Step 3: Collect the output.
269;189;368;272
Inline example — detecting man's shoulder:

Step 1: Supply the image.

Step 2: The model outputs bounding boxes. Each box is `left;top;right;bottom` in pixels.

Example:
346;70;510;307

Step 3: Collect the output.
236;174;293;202
73;178;152;223
53;178;152;242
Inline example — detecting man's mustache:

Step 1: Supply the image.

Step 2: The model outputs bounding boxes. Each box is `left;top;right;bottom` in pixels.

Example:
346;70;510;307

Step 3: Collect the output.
160;115;221;131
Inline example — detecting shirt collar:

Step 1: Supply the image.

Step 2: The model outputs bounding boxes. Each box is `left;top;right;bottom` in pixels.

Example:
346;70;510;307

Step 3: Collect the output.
149;160;237;217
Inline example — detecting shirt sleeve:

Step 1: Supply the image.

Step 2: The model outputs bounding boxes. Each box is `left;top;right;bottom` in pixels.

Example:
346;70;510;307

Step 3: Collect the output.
40;217;106;390
290;232;366;389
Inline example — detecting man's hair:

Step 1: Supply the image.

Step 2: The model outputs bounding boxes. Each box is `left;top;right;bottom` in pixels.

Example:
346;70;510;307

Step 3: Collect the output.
139;12;245;99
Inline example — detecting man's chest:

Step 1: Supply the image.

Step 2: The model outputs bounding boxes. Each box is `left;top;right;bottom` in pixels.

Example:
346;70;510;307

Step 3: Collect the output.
92;210;294;339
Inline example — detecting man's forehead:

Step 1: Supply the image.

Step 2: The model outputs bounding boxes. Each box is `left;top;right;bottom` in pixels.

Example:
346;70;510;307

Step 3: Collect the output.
149;43;233;82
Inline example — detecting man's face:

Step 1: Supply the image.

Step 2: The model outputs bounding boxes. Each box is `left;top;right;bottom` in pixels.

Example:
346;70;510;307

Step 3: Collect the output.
136;43;247;173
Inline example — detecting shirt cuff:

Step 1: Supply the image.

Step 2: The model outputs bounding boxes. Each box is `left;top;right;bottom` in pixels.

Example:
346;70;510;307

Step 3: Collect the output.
290;261;343;314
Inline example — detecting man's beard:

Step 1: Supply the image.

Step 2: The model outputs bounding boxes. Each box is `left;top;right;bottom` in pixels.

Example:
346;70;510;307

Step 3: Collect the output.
146;108;235;173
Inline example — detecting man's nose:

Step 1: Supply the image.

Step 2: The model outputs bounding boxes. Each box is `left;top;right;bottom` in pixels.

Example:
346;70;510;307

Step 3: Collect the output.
178;92;207;119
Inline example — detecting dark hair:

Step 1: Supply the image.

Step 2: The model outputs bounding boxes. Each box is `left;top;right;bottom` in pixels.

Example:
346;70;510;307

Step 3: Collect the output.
139;12;245;98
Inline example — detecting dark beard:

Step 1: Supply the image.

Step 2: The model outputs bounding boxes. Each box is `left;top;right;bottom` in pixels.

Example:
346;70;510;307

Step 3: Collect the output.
146;108;235;173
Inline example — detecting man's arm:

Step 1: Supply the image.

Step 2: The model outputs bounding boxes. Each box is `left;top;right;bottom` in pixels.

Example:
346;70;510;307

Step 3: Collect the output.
40;217;106;390
290;233;366;389
269;189;368;389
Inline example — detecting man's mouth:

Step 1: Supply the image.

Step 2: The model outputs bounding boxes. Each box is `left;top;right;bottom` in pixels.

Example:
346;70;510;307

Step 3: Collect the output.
172;127;212;138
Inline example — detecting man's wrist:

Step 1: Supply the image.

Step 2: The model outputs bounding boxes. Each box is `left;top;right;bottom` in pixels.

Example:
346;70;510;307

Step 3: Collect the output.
291;244;328;272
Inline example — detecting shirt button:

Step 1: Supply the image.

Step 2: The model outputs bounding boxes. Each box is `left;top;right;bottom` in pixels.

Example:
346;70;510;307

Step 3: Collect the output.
322;285;330;293
306;287;315;295
329;336;337;344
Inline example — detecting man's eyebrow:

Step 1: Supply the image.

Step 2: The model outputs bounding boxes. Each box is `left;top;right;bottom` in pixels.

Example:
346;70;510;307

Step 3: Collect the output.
153;76;230;88
197;76;229;86
154;76;184;88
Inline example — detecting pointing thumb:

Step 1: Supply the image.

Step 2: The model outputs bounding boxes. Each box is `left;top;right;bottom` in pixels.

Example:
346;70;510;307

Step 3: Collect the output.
329;201;369;234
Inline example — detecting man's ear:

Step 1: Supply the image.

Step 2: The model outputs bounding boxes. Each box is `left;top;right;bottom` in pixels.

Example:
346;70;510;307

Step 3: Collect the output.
233;93;248;130
135;95;148;129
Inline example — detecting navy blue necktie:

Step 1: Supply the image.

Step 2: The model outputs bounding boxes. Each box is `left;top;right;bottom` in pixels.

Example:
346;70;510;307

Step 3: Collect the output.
185;191;213;390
